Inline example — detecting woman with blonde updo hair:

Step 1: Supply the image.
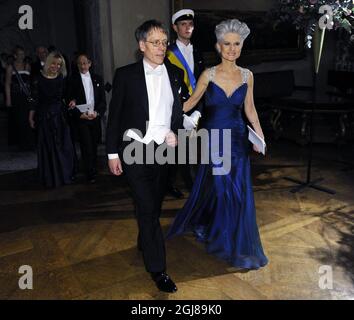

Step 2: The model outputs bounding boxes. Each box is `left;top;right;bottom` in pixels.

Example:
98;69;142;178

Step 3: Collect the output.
167;19;268;270
29;51;75;187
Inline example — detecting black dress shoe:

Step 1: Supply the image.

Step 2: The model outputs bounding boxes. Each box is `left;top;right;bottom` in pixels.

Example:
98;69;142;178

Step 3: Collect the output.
151;272;178;293
167;186;184;199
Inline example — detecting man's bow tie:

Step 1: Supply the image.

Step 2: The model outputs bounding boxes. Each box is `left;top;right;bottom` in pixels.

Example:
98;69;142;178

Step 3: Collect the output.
146;67;163;76
185;45;193;53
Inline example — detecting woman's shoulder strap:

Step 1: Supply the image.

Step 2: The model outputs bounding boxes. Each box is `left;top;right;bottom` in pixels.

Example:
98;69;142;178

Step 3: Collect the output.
239;67;251;83
207;66;217;82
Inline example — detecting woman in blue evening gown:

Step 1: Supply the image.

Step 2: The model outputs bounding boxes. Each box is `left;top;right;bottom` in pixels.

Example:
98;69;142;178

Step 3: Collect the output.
167;19;268;270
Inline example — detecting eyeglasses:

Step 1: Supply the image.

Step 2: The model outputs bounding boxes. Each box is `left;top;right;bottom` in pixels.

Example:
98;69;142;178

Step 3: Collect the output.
145;40;170;48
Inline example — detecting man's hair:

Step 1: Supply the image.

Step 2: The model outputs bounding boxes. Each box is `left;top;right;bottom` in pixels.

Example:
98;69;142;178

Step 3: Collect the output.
76;52;92;62
36;46;48;53
135;19;168;42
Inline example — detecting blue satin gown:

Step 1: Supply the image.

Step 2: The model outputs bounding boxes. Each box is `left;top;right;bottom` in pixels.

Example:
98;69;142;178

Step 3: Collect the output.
167;67;268;270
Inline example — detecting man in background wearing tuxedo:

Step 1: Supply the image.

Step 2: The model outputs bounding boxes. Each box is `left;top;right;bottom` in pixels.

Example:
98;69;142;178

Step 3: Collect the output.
31;46;48;79
106;20;184;293
67;54;106;183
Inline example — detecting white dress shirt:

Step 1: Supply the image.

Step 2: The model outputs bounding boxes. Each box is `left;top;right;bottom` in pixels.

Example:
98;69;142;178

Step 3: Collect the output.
176;39;194;74
108;60;174;160
80;71;95;108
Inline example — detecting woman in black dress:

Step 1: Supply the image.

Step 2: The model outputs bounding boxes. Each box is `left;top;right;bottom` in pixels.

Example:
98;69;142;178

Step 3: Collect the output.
29;52;75;187
4;46;35;150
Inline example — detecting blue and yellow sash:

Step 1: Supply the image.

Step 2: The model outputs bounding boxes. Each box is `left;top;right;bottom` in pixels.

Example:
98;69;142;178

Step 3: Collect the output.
167;44;196;95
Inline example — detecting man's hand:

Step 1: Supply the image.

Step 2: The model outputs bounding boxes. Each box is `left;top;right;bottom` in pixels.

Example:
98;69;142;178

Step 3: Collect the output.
87;111;98;120
108;158;123;176
80;113;90;120
165;131;178;147
80;112;97;120
68;100;76;109
80;111;97;120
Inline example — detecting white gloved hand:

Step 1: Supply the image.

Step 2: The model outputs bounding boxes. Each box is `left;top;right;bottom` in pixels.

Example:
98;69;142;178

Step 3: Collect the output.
183;114;197;130
190;111;201;126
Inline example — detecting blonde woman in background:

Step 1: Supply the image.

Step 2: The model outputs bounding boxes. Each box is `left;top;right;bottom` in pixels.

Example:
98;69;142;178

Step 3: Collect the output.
29;52;75;188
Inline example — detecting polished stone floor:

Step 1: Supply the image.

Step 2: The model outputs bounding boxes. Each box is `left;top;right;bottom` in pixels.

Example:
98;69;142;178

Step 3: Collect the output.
0;140;353;300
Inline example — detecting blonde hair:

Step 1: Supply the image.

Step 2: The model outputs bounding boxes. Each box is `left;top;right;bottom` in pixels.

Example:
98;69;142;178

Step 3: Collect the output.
43;51;67;77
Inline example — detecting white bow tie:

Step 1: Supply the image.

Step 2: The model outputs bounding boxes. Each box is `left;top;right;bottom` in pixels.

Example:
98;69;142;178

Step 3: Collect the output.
185;44;193;53
146;67;163;76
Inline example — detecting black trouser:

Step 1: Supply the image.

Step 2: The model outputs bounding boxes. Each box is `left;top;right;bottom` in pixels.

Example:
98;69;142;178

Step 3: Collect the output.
77;119;100;177
121;142;168;273
167;134;196;190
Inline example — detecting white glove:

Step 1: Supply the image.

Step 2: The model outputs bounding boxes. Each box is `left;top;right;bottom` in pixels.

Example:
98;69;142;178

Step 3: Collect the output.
183;114;197;130
190;111;201;126
183;111;202;130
